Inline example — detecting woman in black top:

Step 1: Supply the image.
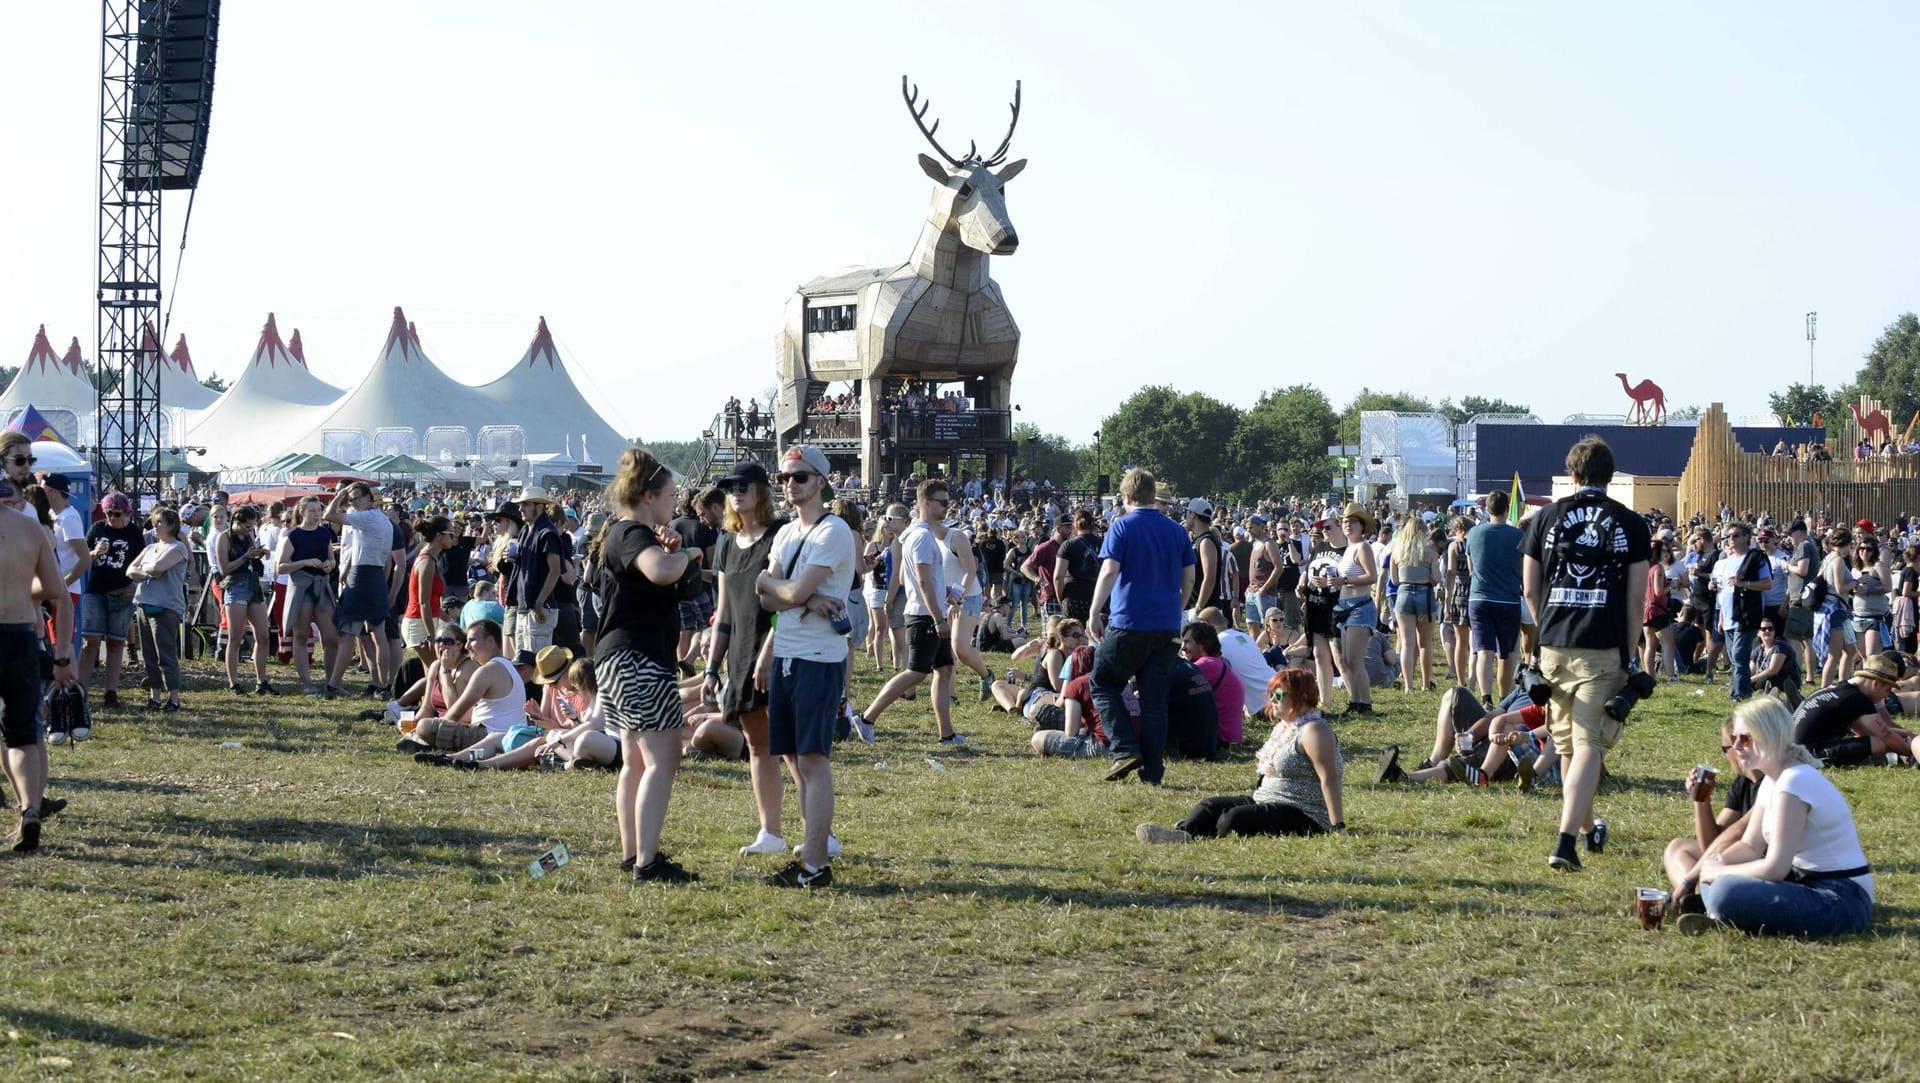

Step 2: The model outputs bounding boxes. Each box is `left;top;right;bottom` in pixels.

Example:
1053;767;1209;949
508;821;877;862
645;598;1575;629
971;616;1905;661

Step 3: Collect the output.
276;495;340;696
593;447;701;884
691;464;788;855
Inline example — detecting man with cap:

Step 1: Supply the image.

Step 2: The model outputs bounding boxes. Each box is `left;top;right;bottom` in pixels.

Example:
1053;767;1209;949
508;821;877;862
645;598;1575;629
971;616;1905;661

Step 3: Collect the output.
1792;651;1917;767
1184;498;1230;625
1781;518;1818;675
41;474;90;642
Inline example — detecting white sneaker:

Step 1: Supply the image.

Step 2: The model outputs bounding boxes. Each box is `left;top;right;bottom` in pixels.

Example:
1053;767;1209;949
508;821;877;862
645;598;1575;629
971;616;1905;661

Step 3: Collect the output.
738;829;788;855
793;834;843;859
70;723;92;742
851;713;876;745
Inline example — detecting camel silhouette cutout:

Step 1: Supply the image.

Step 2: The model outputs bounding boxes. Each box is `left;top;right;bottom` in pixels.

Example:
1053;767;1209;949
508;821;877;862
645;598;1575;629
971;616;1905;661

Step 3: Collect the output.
1849;401;1892;446
1616;373;1666;425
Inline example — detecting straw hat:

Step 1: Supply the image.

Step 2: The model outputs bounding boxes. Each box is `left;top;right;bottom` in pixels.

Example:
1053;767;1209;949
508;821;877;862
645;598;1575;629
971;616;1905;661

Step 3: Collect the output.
1339;501;1376;533
1856;652;1902;686
530;645;574;684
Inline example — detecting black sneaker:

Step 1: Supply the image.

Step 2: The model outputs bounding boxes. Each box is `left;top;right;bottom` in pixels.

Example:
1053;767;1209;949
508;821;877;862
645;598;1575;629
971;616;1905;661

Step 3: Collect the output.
103;690;120;709
413;752;453;767
1547;847;1583;872
1342;702;1373;716
145;698;163;711
163;700;180;713
766;860;832;888
619;855;637;873
396;738;423;753
634;854;698;883
255;682;276;696
12;809;41;852
229;683;247;697
1374;744;1405;784
1104;755;1143;782
1585;819;1609;854
452;758;482;771
322;686;342;700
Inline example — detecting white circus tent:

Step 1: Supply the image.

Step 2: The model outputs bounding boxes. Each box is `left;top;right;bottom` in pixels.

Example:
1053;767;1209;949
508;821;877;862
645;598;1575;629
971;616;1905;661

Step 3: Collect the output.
0;326;96;442
469;316;627;469
188;313;349;471
147;324;222;412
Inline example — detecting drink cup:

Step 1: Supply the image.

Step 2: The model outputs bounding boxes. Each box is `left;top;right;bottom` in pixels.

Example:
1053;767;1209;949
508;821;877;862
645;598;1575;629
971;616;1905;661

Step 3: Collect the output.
1689;764;1717;802
1635;887;1669;930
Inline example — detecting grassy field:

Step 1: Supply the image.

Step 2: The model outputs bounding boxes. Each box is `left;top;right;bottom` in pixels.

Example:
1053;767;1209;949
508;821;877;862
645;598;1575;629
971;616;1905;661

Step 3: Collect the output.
3;646;1919;1082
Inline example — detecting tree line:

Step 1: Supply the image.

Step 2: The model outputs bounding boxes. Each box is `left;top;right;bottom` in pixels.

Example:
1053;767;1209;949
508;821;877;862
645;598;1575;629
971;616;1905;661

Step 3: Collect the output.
1769;312;1920;444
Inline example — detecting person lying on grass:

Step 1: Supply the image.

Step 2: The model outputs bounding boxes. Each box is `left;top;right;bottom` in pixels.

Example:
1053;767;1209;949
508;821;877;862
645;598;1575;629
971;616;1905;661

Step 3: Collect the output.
1135;667;1344;842
448;658;620;771
1374;684;1559;791
1663;714;1765;913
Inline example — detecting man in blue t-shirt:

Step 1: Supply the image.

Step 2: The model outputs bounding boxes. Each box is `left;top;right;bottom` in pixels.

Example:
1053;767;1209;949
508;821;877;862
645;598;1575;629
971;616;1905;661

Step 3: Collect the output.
1465;490;1525;704
1088;469;1196;785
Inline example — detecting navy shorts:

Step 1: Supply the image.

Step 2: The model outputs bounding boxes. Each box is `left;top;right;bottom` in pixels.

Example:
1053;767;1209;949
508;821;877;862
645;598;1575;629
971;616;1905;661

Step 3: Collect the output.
335;563;390;633
1468;600;1521;658
0;625;46;749
768;656;845;757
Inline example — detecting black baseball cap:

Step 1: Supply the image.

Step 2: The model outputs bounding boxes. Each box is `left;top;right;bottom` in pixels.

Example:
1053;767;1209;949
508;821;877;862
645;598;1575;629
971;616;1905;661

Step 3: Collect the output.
489;501;521;523
721;462;770;488
42;473;72;496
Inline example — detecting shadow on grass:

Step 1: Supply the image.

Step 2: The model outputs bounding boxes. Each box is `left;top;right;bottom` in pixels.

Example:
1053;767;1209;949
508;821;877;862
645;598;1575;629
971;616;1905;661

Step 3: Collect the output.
54;776;194;796
95;813;550;881
1;1006;164;1049
826;876;1570;920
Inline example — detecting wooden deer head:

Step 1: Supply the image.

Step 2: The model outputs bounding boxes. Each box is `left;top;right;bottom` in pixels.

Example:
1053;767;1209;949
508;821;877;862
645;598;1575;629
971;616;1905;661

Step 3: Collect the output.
903;76;1026;256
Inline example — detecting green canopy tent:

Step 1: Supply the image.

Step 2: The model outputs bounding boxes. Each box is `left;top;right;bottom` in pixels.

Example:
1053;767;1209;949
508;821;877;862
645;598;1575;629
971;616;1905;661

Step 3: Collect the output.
138;450;216;484
353;453;445;480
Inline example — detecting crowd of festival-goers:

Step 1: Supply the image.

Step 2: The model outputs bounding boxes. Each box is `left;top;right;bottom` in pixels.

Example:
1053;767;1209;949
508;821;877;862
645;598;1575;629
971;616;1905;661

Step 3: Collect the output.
0;426;1893;934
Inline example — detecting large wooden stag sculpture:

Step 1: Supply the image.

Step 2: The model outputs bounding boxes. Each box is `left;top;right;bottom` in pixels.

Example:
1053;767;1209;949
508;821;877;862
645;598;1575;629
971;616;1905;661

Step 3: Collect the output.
775;76;1027;482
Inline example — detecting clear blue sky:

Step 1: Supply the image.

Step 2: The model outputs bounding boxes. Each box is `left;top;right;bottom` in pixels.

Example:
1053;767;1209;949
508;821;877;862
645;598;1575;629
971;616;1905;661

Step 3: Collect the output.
4;1;1916;445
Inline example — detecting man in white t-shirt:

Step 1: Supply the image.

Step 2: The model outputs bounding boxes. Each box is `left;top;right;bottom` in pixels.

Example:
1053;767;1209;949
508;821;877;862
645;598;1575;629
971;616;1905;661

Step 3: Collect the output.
324;482;397;698
42;475;90;655
850;477;963;746
755;445;856;889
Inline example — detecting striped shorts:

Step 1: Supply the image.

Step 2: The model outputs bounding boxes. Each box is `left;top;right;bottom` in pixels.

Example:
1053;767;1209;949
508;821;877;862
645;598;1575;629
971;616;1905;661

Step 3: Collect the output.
595;650;684;733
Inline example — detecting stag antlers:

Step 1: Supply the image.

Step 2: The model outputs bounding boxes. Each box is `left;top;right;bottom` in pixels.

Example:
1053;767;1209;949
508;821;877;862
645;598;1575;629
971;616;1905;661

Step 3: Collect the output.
902;76;1022;168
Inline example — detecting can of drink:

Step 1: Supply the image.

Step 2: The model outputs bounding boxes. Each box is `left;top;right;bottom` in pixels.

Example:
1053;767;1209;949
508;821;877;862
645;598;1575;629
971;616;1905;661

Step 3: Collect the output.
1689;764;1717;802
1635;887;1669;930
1457;731;1475;756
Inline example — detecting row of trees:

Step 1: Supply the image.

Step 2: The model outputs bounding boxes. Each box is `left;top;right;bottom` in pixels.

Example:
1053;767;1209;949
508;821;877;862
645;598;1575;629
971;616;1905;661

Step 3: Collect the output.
1008;386;1531;500
1768;313;1920;443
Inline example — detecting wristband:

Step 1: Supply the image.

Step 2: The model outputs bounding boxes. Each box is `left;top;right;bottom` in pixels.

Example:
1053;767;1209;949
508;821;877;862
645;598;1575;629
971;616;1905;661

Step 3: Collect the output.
714;621;733;636
704;667;721;678
53;657;71;667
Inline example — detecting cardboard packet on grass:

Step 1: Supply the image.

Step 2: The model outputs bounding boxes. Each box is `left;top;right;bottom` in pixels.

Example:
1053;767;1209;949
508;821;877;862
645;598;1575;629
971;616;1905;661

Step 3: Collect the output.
528;842;571;880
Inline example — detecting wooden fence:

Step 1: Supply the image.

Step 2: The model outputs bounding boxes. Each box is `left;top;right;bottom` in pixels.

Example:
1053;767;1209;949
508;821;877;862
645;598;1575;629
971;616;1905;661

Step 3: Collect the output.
1677;402;1920;524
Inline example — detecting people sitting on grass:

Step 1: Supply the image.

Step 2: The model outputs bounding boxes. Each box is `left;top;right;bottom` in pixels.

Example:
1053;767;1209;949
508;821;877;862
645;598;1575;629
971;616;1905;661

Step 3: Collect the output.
1198;606;1275;733
1674;697;1874;938
975;594;1024;653
1663;715;1764;916
408;620;530;766
1751;617;1803;706
1030;645;1115;759
1374;682;1558;792
1180;620;1244;749
394;620;479;750
993;618;1084;707
1135;667;1344;842
1790;651;1915;767
457;658;620;771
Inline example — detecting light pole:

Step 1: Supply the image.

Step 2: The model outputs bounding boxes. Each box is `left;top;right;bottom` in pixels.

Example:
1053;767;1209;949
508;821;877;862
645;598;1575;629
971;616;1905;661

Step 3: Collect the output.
1092;429;1102;494
1806;311;1817;387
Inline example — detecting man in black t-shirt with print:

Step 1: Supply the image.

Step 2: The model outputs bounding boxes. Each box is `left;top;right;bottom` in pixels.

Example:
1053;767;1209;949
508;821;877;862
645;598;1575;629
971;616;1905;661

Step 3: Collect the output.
1521;437;1650;872
1791;652;1914;766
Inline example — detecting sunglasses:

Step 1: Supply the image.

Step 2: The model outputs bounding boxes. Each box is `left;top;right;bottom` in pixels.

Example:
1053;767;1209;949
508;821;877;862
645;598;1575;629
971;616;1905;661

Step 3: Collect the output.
1721;743;1735;754
106;510;128;517
779;471;817;485
1730;732;1753;747
4;454;34;466
1268;689;1289;701
434;637;463;646
1759;625;1775;632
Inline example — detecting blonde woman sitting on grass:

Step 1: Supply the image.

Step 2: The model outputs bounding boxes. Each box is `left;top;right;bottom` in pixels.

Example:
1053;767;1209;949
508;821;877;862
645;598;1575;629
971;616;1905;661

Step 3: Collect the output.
457;658;620;771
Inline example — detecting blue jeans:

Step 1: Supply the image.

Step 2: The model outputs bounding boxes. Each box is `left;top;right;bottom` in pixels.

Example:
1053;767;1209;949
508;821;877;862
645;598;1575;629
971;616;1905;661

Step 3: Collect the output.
1727;623;1755;700
1007;577;1033;627
1092;627;1179;783
1703;873;1872;938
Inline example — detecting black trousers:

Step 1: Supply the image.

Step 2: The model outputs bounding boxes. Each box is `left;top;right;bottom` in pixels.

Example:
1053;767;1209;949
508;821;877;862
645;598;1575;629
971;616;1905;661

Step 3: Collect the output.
1177;795;1325;838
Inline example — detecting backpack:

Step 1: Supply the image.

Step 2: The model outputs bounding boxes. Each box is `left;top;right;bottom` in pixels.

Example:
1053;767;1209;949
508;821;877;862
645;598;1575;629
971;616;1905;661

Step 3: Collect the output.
1065;535;1102;586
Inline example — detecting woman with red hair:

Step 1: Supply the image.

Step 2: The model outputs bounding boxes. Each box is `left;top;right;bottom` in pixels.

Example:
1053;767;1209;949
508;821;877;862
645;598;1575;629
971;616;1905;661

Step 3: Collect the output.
1136;667;1345;842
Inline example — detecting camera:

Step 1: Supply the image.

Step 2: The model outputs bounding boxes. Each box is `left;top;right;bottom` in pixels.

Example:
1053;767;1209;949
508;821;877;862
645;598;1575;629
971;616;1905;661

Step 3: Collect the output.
1515;662;1552;707
1605;665;1658;723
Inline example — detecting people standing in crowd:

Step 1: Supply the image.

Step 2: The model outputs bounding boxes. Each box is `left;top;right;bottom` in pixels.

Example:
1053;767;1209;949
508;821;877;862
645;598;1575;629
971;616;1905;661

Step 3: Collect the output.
594;448;701;883
755;446;857;888
325;483;398;699
219;504;277;696
0;452;76;852
403;516;454;650
1325;502;1381;715
944;512;994;702
39;475;89;651
1521;437;1650;872
515;494;569;658
1850;530;1892;662
1387;515;1440;693
696;463;788;852
1055;509;1102;626
1243;515;1284;630
862;510;904;674
668;488;723;673
1782;519;1819;676
278;495;340;697
1004;524;1034;631
81;491;145;709
850;479;966;745
1022;517;1070;623
1088;468;1195;785
1714;522;1771;703
1642;533;1677;679
1183;499;1232;624
128;506;189;712
1678;697;1874;938
1815;527;1856;686
1442;515;1473;690
1466;490;1524;706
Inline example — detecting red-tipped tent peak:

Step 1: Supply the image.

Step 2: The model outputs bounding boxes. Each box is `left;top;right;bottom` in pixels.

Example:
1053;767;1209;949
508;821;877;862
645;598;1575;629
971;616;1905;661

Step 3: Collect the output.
522;317;562;369
171;334;196;375
61;338;84;375
22;325;60;374
408;321;422;347
140;321;163;365
251;313;294;368
288;328;307;365
380;307;422;363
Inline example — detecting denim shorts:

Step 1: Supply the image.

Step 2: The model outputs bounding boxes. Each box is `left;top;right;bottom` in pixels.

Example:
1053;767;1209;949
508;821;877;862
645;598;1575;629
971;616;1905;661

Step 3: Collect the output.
961;593;985;618
334;563;390;629
82;590;134;643
1332;596;1377;634
222;573;266;606
1393;583;1438;620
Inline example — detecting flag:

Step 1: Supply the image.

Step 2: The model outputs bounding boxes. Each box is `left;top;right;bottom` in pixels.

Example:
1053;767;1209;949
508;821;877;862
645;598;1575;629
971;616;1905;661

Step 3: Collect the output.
5;404;71;446
1509;471;1524;515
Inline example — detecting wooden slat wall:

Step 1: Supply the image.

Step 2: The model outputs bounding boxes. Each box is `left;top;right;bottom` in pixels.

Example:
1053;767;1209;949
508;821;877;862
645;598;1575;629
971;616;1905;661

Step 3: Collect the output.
1678;402;1920;525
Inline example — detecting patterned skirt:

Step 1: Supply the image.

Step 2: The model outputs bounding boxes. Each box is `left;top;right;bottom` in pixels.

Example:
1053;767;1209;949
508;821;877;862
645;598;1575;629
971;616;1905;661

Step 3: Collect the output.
595;650;685;733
